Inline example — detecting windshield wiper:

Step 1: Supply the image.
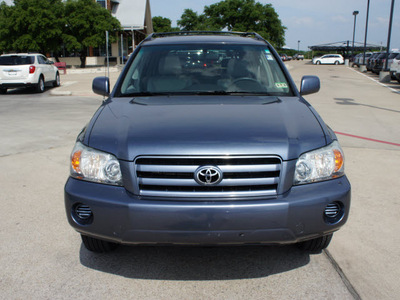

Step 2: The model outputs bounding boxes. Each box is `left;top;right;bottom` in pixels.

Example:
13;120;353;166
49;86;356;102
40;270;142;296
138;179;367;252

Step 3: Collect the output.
122;91;273;97
121;92;173;97
224;91;272;96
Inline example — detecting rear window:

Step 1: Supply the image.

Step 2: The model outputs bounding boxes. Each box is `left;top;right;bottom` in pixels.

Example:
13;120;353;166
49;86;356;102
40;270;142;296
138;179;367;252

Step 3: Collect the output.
117;44;293;97
0;56;35;65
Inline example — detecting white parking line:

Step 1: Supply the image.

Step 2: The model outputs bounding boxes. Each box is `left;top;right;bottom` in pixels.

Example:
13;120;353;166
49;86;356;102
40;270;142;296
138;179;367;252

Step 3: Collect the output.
348;67;400;94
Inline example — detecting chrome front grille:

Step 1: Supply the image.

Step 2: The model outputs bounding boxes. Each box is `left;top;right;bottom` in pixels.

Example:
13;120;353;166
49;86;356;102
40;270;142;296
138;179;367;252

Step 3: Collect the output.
135;156;281;198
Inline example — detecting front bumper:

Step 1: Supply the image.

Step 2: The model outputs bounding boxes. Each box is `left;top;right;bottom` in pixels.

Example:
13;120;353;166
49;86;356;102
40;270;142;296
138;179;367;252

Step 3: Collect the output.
64;176;351;245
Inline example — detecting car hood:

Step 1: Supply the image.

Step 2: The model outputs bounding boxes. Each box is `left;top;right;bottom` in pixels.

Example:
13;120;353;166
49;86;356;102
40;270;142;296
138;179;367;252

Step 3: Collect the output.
87;96;327;161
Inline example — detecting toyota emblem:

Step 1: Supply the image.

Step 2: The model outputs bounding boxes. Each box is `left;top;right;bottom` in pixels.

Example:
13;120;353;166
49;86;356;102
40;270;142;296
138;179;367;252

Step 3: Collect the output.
194;166;223;186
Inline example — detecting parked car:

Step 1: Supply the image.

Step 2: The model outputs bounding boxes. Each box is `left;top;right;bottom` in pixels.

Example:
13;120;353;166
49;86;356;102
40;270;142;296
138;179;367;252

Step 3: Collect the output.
367;52;382;72
293;53;304;60
391;55;400;83
280;53;288;61
388;52;400;79
65;31;351;253
352;53;372;67
371;53;387;74
312;54;344;65
395;71;400;83
352;53;362;67
0;53;60;94
359;52;373;66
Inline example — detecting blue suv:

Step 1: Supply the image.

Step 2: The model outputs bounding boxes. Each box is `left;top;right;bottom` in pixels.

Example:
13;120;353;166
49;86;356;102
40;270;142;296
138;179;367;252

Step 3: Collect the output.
65;32;351;253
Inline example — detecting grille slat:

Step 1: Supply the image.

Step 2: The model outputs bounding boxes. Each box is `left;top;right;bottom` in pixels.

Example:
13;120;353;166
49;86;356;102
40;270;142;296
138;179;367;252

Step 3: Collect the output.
139;177;278;187
135;156;281;198
137;164;281;173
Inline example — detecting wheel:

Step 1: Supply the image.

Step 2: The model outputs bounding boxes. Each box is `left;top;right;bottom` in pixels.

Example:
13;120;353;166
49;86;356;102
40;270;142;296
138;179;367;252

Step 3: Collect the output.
36;76;45;93
53;72;60;87
316;61;321;65
0;88;7;94
334;61;339;65
81;234;118;253
297;234;333;252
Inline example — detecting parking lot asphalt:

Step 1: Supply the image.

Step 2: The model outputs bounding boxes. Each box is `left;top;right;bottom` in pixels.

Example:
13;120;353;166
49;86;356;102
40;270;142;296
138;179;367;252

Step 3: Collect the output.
49;66;121;97
289;61;400;300
1;61;399;299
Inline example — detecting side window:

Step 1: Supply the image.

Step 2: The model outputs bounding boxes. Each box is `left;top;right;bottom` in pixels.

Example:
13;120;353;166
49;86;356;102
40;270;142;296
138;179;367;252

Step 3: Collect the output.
37;56;46;64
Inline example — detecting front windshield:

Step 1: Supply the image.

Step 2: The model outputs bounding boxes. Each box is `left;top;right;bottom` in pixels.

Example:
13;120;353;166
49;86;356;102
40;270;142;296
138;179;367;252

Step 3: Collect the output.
117;44;293;97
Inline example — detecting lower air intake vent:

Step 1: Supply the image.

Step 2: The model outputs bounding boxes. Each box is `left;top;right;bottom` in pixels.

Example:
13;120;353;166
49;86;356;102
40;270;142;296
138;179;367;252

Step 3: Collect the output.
325;203;340;218
72;203;93;225
324;202;344;224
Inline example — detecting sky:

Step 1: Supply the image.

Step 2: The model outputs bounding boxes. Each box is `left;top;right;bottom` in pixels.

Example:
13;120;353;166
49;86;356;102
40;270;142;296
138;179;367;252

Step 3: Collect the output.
150;0;400;51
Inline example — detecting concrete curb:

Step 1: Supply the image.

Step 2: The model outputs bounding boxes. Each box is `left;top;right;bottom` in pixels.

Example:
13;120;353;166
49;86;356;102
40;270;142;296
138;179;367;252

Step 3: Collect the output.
65;66;122;74
50;90;72;96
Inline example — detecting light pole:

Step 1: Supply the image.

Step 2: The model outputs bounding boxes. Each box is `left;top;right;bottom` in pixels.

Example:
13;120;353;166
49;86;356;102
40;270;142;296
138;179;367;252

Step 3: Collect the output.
298;40;300;52
352;11;359;56
384;0;395;71
362;0;370;66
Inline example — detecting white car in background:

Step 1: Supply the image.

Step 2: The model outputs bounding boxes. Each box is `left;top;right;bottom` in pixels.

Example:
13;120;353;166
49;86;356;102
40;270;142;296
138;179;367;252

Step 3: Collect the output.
389;53;400;80
313;54;344;65
0;53;60;94
391;55;400;83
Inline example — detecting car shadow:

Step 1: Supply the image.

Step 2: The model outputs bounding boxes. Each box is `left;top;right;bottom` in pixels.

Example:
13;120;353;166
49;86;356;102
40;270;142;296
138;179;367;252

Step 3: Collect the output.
334;97;400;113
2;86;53;95
79;244;311;280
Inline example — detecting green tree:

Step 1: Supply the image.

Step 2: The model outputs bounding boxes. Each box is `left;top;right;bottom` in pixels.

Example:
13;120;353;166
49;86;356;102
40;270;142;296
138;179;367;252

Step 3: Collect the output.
177;9;201;31
64;0;121;68
176;1;285;47
177;8;221;31
0;0;65;55
152;16;179;33
200;0;286;48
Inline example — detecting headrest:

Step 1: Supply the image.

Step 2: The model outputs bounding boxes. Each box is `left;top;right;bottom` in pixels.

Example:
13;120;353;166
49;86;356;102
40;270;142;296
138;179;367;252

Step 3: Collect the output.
159;54;182;75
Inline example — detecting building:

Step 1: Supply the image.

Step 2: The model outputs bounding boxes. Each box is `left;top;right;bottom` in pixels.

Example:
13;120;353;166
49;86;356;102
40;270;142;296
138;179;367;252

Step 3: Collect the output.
96;0;153;57
90;0;153;66
59;0;153;67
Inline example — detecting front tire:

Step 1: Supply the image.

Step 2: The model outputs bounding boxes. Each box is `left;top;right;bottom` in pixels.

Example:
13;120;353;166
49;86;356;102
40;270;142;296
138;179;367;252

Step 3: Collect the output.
36;76;45;93
0;88;7;94
298;234;333;252
334;61;339;65
81;234;118;253
316;61;321;65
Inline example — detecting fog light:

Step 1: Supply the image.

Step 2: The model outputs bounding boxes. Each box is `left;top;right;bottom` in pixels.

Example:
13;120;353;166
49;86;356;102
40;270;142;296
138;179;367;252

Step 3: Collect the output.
324;202;344;224
72;203;93;225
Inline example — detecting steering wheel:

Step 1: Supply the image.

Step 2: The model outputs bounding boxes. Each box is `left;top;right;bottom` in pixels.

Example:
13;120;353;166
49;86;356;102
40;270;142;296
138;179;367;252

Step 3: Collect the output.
229;77;264;91
232;77;259;85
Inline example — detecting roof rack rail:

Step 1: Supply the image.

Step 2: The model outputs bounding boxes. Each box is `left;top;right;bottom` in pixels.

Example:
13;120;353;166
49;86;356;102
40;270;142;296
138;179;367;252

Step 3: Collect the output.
147;31;265;41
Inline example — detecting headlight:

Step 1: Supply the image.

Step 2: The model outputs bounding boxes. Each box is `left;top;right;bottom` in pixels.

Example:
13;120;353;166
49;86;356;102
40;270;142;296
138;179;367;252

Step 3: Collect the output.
294;140;344;185
70;142;123;186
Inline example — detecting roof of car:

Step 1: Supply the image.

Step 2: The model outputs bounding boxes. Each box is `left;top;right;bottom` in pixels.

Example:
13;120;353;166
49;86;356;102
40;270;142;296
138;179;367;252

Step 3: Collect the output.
142;31;269;46
0;53;41;56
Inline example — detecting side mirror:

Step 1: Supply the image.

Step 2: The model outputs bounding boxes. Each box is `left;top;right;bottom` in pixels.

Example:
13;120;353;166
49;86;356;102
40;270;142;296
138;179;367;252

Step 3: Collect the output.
300;76;320;96
92;76;110;96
